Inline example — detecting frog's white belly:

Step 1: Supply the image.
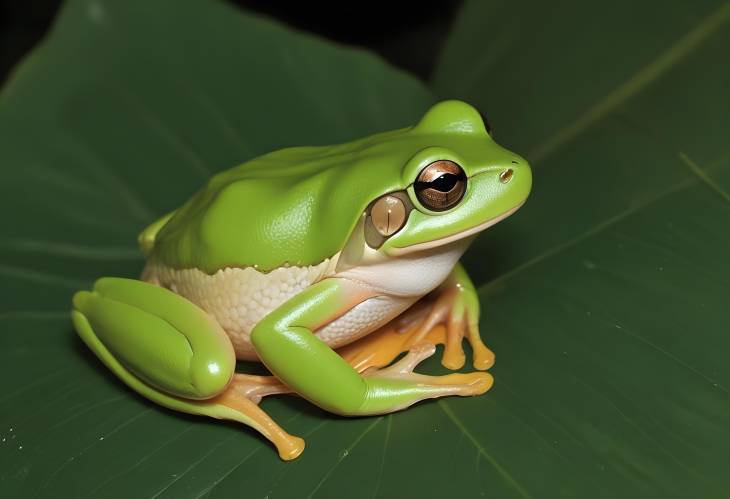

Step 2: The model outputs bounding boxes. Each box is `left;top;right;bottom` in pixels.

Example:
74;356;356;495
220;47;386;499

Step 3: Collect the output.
142;259;416;359
143;238;467;360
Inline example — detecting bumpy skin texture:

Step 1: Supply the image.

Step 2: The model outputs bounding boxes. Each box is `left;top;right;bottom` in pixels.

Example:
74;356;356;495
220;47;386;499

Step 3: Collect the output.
71;100;532;460
140;259;335;359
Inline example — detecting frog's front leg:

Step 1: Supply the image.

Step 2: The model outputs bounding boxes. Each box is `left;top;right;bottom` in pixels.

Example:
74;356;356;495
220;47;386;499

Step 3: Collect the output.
251;278;491;417
72;277;304;460
398;262;494;371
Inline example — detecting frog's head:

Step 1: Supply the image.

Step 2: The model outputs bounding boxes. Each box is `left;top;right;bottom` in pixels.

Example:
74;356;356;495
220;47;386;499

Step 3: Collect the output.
365;100;532;256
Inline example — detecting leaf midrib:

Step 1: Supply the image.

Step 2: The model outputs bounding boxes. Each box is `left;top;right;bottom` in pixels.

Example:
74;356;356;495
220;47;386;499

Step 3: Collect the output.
526;2;730;163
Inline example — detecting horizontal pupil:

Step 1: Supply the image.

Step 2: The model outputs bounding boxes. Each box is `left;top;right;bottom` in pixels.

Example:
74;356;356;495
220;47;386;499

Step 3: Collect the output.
430;174;458;192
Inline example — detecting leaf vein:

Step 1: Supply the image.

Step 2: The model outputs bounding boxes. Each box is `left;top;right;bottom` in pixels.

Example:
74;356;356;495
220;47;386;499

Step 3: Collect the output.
119;88;212;178
574;377;707;480
306;417;382;499
528;2;730;162
0;263;89;289
612;322;730;396
150;432;238;499
48;394;127;431
84;425;194;497
371;414;392;499
438;401;533;499
40;409;152;493
0;238;141;261
678;152;730;203
478;177;697;294
198;412;307;497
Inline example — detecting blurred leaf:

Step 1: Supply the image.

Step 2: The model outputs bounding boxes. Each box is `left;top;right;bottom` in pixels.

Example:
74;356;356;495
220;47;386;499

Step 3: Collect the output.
2;0;730;497
432;0;730;497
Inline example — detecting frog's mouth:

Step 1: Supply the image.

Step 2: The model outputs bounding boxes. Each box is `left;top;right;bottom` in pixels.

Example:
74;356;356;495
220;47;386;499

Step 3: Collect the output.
388;201;525;255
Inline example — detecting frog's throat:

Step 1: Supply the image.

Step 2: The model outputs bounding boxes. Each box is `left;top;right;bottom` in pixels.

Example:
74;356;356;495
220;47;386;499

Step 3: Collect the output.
388;201;525;256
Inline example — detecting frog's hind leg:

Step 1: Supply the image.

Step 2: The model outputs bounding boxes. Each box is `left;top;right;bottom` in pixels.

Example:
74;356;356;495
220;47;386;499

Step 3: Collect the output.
361;343;492;398
72;277;304;460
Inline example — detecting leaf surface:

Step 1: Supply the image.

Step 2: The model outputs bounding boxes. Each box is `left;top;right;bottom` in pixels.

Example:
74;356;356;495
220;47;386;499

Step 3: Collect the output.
2;0;730;497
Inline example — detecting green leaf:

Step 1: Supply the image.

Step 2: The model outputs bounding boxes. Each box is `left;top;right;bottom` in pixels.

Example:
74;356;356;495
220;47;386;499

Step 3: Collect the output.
0;1;433;497
2;0;730;498
431;0;730;496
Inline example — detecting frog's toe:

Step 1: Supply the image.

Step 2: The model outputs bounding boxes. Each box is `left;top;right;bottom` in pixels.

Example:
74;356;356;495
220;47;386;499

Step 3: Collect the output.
339;301;489;374
362;342;437;376
407;286;493;372
214;387;305;461
468;322;495;370
229;373;292;405
363;342;493;401
443;311;467;370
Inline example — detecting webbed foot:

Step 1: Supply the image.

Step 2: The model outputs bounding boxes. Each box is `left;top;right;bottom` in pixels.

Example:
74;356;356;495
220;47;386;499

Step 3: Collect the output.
387;262;494;370
363;343;492;398
407;286;494;370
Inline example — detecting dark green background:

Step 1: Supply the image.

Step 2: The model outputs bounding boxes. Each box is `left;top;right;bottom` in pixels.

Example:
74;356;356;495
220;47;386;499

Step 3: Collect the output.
1;1;729;497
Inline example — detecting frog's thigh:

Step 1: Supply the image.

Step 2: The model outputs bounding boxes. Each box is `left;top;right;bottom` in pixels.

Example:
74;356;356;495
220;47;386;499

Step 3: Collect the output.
72;277;304;460
73;277;237;398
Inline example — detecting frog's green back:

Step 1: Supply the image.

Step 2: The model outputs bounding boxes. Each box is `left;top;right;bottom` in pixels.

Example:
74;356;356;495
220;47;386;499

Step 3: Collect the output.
151;101;491;273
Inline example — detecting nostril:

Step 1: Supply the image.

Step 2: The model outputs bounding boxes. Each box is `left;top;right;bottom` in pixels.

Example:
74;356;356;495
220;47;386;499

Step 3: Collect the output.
511;160;518;164
499;168;514;183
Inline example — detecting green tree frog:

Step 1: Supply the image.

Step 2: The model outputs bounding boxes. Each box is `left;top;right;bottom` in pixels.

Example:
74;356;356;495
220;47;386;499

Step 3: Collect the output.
71;100;532;460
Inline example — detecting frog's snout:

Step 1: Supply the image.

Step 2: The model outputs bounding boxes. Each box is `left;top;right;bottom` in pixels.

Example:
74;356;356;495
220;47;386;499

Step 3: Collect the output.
493;157;532;206
498;158;525;183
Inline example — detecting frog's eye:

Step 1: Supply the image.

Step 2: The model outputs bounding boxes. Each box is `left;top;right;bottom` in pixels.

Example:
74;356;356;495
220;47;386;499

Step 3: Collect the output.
414;160;467;212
